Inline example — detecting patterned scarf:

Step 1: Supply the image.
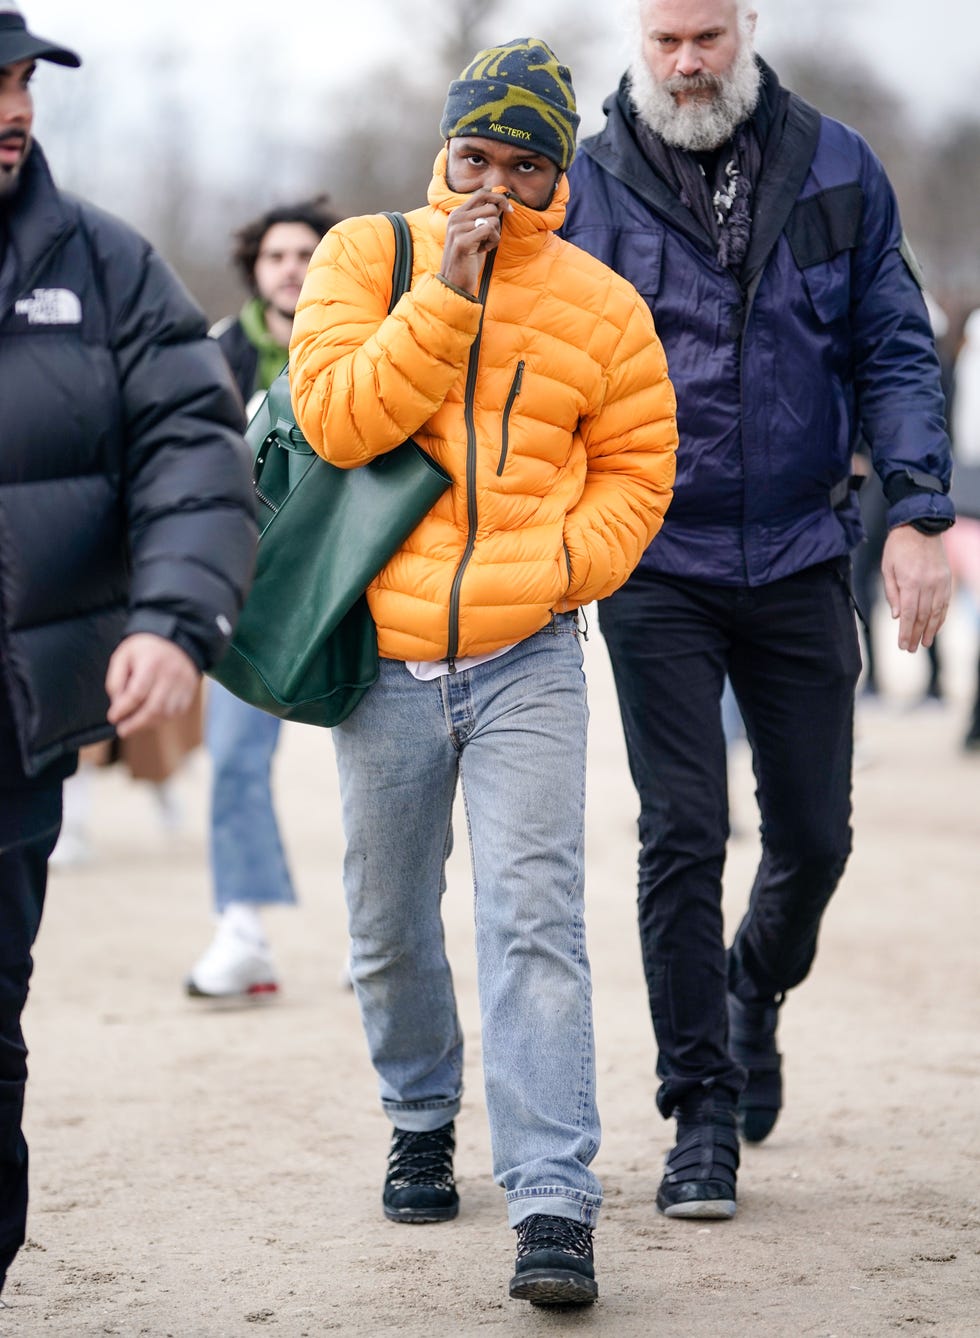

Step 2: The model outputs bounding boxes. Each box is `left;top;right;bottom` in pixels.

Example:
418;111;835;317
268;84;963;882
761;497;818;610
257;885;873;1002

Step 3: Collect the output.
635;115;760;271
629;61;787;276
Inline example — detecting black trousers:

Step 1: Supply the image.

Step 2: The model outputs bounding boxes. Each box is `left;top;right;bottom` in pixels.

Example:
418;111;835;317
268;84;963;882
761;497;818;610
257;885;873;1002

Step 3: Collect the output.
0;779;62;1293
598;559;861;1118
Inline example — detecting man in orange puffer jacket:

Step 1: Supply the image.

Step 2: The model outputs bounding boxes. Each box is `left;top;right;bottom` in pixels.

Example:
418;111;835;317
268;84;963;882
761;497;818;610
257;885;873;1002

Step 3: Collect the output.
290;37;677;1307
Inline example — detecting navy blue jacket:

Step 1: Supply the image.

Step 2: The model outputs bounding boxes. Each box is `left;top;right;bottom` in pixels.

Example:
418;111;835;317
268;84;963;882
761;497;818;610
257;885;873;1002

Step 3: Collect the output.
562;66;953;586
0;144;256;779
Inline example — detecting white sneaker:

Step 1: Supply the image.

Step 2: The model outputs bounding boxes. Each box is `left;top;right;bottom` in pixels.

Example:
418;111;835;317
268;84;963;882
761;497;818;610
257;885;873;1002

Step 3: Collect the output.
185;919;279;999
151;779;185;834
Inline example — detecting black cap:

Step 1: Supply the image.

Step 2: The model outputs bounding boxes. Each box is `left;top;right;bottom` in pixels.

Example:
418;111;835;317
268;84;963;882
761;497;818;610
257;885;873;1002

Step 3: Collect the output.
0;3;80;68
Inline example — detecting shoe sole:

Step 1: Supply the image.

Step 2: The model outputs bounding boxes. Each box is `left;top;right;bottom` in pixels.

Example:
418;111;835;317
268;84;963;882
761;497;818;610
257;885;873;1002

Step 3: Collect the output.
659;1198;736;1220
509;1270;598;1306
185;979;279;999
382;1203;459;1224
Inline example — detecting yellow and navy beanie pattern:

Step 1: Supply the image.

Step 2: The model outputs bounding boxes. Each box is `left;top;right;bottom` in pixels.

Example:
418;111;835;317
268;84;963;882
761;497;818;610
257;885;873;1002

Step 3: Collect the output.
439;37;579;172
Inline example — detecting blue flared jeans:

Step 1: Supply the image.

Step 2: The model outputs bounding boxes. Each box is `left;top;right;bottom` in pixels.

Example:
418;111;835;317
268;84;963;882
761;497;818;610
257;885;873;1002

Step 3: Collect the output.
206;683;296;911
331;615;602;1227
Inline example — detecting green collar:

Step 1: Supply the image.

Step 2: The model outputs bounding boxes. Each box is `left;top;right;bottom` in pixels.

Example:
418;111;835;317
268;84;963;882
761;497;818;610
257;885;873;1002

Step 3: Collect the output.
239;297;289;393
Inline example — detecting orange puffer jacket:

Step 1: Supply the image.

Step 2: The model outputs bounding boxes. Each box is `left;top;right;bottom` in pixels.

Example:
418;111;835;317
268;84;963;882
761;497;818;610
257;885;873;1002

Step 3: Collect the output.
290;150;677;664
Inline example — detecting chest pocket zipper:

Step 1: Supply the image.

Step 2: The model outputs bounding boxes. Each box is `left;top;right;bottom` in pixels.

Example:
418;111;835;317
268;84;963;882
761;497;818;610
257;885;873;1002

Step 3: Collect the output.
496;360;525;476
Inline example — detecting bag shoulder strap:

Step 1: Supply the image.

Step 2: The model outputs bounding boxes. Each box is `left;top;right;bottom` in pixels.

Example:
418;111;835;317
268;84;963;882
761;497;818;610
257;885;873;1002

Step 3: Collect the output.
380;210;413;312
256;210;414;437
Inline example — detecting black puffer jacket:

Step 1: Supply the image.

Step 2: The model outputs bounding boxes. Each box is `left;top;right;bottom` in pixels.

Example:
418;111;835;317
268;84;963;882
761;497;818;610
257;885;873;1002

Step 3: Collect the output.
210;314;258;406
0;144;257;778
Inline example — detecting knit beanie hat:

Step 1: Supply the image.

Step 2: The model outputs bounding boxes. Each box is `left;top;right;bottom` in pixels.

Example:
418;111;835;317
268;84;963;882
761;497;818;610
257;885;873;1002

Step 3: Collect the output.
440;37;579;172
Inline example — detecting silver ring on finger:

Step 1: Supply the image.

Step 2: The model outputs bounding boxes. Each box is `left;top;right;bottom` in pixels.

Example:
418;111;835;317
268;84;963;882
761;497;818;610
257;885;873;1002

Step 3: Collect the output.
473;217;489;230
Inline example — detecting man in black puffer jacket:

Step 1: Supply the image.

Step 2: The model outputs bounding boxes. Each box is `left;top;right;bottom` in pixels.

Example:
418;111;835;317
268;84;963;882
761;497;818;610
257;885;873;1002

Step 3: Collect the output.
0;6;256;1296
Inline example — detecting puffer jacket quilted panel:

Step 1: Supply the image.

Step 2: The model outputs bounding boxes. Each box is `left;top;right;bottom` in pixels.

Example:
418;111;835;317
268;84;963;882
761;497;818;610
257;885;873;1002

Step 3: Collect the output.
290;151;677;662
0;145;255;775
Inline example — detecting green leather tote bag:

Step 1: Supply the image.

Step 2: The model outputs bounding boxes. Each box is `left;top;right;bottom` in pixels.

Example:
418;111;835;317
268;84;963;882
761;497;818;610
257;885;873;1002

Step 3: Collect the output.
210;212;451;726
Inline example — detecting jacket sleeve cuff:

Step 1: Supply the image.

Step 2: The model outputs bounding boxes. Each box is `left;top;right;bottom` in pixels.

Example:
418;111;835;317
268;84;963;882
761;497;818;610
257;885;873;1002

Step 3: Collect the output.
436;274;482;303
122;609;213;672
886;493;956;532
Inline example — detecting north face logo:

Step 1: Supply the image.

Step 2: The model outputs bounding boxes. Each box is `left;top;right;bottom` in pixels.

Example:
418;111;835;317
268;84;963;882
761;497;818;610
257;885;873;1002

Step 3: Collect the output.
14;288;82;325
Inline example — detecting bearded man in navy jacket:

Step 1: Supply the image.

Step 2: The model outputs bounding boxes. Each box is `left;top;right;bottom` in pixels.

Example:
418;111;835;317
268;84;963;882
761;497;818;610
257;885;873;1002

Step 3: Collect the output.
562;0;953;1219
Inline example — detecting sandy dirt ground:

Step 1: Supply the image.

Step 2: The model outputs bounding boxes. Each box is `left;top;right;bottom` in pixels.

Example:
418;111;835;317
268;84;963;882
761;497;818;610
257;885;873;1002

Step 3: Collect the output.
3;606;979;1337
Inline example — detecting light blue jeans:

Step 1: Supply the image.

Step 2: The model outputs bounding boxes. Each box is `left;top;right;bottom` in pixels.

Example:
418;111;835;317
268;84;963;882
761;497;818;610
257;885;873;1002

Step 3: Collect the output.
207;682;296;911
332;614;601;1228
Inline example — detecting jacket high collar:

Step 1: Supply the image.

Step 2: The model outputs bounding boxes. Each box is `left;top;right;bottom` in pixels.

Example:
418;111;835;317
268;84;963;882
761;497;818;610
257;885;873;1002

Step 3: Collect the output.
426;147;567;270
1;142;74;319
586;59;820;289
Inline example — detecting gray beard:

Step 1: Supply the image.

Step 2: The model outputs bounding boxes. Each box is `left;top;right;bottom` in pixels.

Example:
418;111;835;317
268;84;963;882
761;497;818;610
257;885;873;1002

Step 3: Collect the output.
628;43;761;152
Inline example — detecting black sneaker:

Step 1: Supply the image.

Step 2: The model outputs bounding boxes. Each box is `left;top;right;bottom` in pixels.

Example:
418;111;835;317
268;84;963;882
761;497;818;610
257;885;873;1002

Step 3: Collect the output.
382;1122;459;1223
509;1214;597;1306
728;992;783;1143
656;1090;739;1220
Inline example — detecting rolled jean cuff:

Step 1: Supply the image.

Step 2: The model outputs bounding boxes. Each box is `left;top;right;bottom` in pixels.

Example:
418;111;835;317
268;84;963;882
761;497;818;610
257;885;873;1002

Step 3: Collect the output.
506;1187;602;1230
381;1097;460;1132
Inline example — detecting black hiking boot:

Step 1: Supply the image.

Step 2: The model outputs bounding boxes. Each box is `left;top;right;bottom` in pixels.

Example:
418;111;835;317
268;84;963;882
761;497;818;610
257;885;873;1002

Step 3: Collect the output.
508;1213;598;1306
382;1121;459;1223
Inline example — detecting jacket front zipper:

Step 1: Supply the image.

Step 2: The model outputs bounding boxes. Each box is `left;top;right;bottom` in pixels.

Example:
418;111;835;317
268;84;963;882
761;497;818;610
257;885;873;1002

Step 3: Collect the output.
446;251;497;670
495;360;525;475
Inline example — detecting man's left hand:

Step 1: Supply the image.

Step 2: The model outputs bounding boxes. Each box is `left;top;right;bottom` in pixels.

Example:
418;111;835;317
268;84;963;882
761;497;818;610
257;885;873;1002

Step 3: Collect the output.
881;525;952;653
105;633;200;737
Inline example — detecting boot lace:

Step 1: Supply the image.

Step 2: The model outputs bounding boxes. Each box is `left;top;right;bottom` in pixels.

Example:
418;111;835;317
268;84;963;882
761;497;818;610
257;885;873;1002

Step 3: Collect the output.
515;1214;593;1263
386;1124;455;1192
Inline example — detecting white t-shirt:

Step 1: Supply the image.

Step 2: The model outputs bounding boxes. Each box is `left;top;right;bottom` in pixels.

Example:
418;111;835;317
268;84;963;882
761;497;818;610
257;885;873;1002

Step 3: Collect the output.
405;643;517;681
